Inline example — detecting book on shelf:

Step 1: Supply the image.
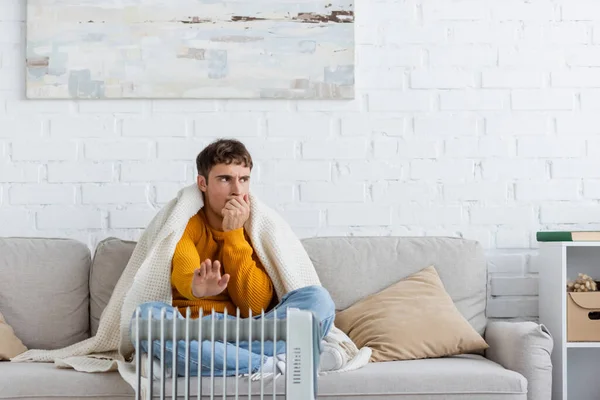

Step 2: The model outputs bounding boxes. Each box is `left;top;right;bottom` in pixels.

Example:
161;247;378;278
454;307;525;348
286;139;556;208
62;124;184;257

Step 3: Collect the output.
537;231;600;242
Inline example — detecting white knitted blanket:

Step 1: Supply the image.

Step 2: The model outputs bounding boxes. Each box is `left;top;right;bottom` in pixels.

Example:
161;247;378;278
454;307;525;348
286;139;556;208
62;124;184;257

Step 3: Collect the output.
11;184;370;388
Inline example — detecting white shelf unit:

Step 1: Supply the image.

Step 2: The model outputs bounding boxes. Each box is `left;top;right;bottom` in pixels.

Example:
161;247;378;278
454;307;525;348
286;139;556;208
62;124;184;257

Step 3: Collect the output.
538;241;600;400
566;342;600;348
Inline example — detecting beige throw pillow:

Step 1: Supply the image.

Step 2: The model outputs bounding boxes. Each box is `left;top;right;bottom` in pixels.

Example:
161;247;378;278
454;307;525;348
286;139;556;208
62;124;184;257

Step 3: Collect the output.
0;311;27;360
335;265;489;362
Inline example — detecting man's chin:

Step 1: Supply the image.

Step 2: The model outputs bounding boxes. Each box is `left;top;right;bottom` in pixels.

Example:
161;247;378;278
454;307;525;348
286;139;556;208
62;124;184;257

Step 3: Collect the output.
214;207;227;220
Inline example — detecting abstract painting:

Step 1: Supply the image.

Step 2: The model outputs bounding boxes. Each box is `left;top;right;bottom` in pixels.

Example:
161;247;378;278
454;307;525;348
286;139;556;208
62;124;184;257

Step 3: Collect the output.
26;0;355;99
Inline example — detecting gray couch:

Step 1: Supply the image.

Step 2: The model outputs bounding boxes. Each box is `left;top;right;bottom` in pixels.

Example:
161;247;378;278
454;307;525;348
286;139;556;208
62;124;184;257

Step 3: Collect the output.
0;236;553;400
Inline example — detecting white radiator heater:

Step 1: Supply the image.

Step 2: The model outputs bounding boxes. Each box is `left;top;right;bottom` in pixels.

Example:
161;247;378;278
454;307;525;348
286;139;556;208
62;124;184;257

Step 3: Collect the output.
132;307;319;400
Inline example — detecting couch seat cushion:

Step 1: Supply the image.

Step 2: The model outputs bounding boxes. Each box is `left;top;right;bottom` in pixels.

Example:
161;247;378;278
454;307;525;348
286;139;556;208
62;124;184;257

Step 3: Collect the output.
0;362;133;400
148;355;525;400
0;355;526;400
147;355;526;400
317;354;527;399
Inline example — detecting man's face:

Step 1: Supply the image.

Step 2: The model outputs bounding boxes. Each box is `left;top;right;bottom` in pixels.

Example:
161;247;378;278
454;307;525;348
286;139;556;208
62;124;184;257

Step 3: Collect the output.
198;163;251;217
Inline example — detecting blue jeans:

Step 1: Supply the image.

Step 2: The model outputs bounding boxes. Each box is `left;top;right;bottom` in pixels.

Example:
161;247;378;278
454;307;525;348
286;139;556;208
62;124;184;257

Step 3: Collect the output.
131;285;335;377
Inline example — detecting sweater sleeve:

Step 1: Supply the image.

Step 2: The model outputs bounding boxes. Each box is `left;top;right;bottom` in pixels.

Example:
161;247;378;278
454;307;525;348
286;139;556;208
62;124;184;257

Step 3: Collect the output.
171;216;202;300
221;228;274;317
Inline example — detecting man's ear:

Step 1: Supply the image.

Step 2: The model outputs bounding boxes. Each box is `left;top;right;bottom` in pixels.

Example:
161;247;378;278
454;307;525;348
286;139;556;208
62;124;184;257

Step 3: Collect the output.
197;175;207;193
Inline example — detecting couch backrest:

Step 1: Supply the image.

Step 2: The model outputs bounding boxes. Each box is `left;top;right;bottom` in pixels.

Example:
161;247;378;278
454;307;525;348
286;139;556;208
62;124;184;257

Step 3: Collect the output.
301;236;488;335
0;238;91;350
89;236;487;335
89;237;136;336
0;235;488;346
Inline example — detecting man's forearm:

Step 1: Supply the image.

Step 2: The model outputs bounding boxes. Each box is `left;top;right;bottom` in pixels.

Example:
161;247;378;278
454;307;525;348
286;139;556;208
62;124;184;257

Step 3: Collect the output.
172;237;200;300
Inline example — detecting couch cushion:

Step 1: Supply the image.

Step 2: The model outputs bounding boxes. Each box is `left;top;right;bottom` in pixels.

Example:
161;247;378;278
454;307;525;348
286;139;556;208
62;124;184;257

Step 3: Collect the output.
301;236;487;335
0;356;525;400
90;237;136;336
0;362;132;400
87;236;487;337
316;354;526;399
0;238;91;350
148;355;525;399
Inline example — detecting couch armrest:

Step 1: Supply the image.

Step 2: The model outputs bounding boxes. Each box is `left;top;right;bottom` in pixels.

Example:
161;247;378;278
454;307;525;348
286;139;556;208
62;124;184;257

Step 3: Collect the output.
485;320;553;400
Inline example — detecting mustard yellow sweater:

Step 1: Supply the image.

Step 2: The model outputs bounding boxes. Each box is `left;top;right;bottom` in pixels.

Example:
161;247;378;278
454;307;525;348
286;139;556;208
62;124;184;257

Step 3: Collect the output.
171;209;274;318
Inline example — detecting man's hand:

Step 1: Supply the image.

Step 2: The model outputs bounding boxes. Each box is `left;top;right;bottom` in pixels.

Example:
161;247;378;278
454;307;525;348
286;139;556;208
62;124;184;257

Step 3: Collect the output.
192;259;230;298
222;194;250;232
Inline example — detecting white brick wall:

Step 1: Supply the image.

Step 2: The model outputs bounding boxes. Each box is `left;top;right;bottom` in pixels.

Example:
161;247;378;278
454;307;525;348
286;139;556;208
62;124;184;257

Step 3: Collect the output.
4;0;600;320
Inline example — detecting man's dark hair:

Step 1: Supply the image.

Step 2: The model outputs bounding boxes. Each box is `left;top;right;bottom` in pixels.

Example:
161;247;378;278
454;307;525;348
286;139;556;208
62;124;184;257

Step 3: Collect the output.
196;139;253;179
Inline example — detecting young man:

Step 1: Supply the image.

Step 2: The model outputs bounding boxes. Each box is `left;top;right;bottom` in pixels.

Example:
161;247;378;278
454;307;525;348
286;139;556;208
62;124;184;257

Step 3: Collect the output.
134;138;335;377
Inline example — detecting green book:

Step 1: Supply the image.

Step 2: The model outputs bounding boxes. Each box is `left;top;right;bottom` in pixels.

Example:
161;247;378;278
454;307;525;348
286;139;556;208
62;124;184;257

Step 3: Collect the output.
537;231;600;242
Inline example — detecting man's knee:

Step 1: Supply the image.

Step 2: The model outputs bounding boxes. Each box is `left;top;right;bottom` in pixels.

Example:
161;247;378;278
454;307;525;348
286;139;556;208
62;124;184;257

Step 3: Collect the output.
302;285;335;319
133;301;174;321
130;302;174;345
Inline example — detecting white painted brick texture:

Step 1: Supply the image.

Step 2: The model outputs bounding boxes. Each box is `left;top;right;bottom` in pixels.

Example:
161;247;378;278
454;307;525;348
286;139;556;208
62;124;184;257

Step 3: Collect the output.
3;0;600;319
